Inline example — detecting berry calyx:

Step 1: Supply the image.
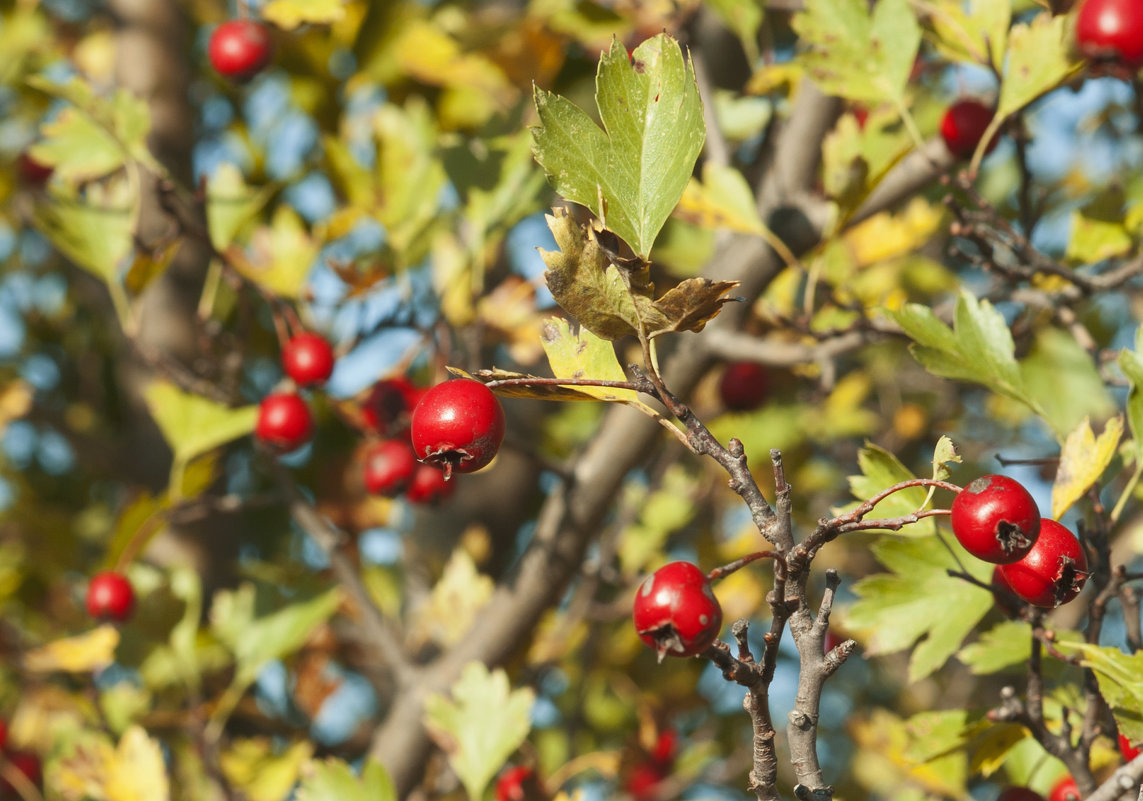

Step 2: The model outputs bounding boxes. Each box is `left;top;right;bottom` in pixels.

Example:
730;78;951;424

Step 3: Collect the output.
363;440;418;496
1075;0;1143;70
999;519;1088;608
208;19;274;82
633;561;723;661
718;362;770;411
1047;776;1079;801
950;475;1040;564
1120;732;1141;761
405;462;456;504
940;99;998;159
495;766;535;801
255;393;313;451
85;571;135;622
410;379;506;479
997;789;1046;801
281;333;335;387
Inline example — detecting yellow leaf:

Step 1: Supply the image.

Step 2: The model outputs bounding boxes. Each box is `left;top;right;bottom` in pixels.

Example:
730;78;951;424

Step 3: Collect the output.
220;738;313;801
1052;416;1124;519
410;550;494;648
262;0;347;30
25;626;119;673
845;198;943;267
106;726;169;801
231;206;320;299
675;164;765;235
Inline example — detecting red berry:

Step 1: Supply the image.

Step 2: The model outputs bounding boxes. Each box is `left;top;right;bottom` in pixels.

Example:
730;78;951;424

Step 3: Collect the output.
950;475;1040;564
625;761;667;800
1047;776;1080;801
1120;732;1142;761
1;751;41;795
255;392;313;451
410;379;506;478
650;729;677;764
85;571;135;622
0;719;6;751
361;377;421;436
363;440;418;496
495;766;534;801
1076;0;1143;69
208;19;273;81
17;152;52;186
1000;519;1088;608
997;789;1046;801
940;99;998;159
990;565;1024;617
718;362;770;411
405;462;456;505
633;561;723;660
281;333;335;387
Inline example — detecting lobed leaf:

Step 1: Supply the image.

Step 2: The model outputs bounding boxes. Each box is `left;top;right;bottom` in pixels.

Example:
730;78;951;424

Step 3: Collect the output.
1051;416;1123;519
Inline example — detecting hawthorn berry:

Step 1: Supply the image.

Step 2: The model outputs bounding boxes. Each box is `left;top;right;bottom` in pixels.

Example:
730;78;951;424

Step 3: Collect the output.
255;393;313;451
1047;776;1079;801
633;561;723;660
950;475;1040;564
0;751;41;796
410;379;505;478
1075;0;1143;69
999;519;1088;608
1120;732;1142;761
362;440;417;496
85;571;135;622
362;377;422;435
495;766;534;801
990;565;1024;617
208;19;274;81
996;789;1046;801
0;719;6;751
625;761;667;800
718;362;770;412
281;333;335;387
940;99;998;159
405;462;456;505
17;152;52;186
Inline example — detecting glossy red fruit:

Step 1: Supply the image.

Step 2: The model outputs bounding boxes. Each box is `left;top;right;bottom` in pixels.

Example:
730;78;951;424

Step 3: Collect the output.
718;362;770;411
85;571;135;622
940;99;998;159
1;751;41;795
997;788;1046;801
362;440;417;496
281;333;335;387
361;377;421;436
208;19;273;81
405;462;456;505
410;379;506;478
1000;519;1088;608
1120;732;1142;761
633;561;723;660
495;766;534;801
255;393;313;451
1047;776;1080;801
951;475;1040;564
1076;0;1143;69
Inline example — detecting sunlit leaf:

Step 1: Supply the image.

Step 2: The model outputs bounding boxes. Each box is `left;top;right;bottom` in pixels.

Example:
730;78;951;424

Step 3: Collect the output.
220;738;313;801
1051;416;1123;519
25;625;119;673
142;380;258;466
1057;642;1143;746
32;180;134;285
105;726;170;801
957;620;1032;675
410;550;493;648
206;163;277;252
263;0;347;29
296;758;396;801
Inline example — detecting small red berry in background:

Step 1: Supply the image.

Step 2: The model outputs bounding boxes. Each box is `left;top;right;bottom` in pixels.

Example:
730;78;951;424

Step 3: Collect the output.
996;788;1046;801
362;440;418;496
718;361;770;411
16;152;52;186
85;571;135;622
281;333;335;387
208;19;274;82
940;99;998;159
410;379;506;478
255;393;313;451
0;751;41;796
495;765;536;801
633;561;723;660
1120;732;1142;761
0;719;6;751
1075;0;1143;70
405;462;456;505
999;519;1088;608
950;475;1040;564
625;761;668;800
361;377;421;436
1047;776;1080;801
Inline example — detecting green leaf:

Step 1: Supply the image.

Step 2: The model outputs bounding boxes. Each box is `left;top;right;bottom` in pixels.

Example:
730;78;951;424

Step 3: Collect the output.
296;758;396;801
1067;188;1134;264
953;290;1022;396
206;164;277;252
1119;328;1143;463
1021;327;1116;440
704;0;764;61
931;435;962;482
995;13;1084;123
32;181;134;284
424;663;535;801
539;318;646;405
373;99;448;256
230;205;321;300
927;0;1010;70
792;0;921;106
531;33;706;259
958;621;1032;675
842;442;935;535
221;739;314;801
1057;643;1143;746
847;535;993;681
142;381;258;466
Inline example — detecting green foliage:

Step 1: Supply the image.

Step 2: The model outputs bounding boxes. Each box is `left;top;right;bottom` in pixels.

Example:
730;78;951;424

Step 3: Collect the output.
295;758;396;801
957;620;1032;675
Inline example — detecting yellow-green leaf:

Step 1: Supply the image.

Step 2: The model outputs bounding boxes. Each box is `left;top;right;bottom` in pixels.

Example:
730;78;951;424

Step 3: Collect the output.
206;163;276;252
410;550;494;648
220;738;314;801
25;625;119;673
262;0;347;29
142;380;258;466
106;726;170;801
539;318;656;413
1051;416;1124;519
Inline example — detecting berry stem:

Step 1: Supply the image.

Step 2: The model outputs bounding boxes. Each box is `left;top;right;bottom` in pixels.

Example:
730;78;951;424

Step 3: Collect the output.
707;551;780;582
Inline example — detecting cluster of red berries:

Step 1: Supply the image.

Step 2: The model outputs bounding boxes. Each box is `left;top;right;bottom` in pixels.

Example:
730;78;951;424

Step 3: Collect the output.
950;475;1088;609
624;728;678;800
633;561;723;660
0;720;42;799
363;378;506;504
255;332;336;452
